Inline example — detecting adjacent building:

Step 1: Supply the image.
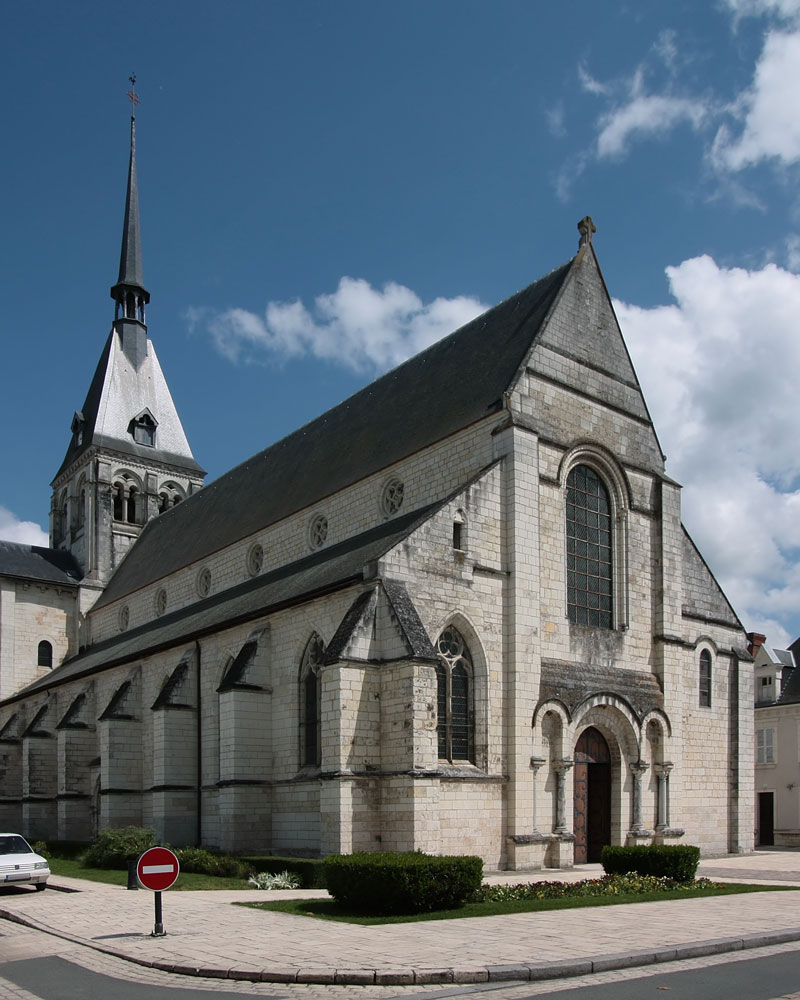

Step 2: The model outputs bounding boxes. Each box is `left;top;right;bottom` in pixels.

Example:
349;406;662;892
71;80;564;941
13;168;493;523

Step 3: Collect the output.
751;633;800;847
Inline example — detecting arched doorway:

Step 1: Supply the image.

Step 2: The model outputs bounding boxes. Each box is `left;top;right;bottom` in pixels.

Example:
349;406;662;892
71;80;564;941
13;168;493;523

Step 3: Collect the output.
574;726;611;863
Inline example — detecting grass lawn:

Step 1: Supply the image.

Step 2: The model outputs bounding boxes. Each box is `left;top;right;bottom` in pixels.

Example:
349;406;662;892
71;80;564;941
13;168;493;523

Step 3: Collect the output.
236;882;792;925
48;857;252;891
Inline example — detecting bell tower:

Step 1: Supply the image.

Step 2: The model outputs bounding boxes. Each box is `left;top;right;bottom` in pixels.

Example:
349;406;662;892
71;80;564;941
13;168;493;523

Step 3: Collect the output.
50;78;205;598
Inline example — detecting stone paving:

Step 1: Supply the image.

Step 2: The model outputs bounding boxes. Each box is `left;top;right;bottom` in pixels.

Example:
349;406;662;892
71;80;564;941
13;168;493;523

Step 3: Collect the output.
0;850;799;991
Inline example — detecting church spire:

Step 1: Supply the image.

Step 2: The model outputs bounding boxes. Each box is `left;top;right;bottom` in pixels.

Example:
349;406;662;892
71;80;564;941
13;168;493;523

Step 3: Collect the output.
110;75;150;336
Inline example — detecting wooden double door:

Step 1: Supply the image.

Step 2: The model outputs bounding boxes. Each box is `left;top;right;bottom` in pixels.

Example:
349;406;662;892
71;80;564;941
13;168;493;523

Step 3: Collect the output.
573;726;611;864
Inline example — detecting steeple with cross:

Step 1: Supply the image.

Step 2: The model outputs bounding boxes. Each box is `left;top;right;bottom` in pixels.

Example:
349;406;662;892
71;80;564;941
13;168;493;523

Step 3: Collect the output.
50;79;205;587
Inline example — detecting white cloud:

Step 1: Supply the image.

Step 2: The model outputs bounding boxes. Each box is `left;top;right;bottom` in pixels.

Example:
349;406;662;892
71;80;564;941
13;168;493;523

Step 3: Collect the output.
615;255;800;640
576;40;711;164
190;278;488;374
722;0;800;23
713;30;800;170
564;3;800;186
597;94;708;159
0;507;48;546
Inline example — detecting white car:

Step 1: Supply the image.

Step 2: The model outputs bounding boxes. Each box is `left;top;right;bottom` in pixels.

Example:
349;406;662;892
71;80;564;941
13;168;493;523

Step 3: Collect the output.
0;834;50;891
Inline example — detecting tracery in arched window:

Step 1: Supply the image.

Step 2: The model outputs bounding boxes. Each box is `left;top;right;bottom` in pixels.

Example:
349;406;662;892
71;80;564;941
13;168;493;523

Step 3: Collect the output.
299;634;325;767
436;627;473;762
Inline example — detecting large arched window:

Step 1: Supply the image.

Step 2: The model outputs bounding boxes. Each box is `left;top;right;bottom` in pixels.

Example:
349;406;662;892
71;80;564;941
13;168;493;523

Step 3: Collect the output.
699;649;712;707
566;464;613;628
299;634;325;767
435;627;473;763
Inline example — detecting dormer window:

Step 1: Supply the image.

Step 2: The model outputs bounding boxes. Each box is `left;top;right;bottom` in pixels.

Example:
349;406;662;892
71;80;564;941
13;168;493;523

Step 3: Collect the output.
71;412;85;448
129;411;157;447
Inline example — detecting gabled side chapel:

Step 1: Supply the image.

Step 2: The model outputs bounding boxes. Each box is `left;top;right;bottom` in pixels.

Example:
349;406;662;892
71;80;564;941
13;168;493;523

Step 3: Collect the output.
0;111;753;867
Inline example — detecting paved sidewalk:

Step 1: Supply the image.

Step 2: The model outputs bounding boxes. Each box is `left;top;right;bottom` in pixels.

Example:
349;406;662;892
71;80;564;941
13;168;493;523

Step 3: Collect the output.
1;850;800;987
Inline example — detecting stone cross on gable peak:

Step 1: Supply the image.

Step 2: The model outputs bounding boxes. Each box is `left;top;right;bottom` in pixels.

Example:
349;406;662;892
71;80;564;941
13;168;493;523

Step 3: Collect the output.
577;216;596;249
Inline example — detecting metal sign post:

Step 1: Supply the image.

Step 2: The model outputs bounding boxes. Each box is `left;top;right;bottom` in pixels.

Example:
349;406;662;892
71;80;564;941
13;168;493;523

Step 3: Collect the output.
136;846;180;937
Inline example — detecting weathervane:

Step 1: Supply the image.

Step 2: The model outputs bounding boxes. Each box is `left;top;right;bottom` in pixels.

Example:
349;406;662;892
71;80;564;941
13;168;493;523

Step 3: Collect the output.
126;74;140;118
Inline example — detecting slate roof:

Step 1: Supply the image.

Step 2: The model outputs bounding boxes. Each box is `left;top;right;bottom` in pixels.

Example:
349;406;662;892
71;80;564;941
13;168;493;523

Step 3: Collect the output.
0;541;81;587
111;116;147;298
95;259;574;609
778;668;800;705
55;332;205;480
680;528;742;629
4;499;447;704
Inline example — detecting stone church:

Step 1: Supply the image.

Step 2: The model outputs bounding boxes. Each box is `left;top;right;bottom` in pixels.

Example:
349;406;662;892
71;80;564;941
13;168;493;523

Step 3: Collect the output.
0;111;753;867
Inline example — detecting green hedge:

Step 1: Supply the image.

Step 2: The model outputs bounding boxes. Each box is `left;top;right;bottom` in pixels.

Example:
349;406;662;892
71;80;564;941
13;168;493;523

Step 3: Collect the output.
30;840;89;860
83;827;157;868
237;855;327;889
601;845;700;882
174;847;247;878
323;852;483;915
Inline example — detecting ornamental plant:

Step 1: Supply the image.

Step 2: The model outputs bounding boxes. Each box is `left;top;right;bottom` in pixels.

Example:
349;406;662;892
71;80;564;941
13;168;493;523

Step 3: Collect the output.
601;844;700;883
248;870;302;890
323;851;483;915
471;872;720;902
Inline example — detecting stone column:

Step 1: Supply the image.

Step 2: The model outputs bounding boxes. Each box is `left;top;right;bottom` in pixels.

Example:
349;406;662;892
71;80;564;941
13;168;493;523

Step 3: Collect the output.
553;759;574;834
630;761;649;833
655;762;673;831
530;755;546;831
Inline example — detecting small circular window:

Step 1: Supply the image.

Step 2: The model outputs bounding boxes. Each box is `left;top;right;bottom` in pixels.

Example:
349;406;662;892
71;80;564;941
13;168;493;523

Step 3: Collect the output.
197;567;212;598
118;606;130;632
155;588;167;616
309;514;328;549
247;543;264;577
382;478;405;515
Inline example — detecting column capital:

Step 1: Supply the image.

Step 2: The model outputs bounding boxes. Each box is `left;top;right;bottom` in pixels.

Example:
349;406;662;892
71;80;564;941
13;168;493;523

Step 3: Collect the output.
529;755;546;772
654;761;674;778
553;758;574;774
630;760;649;777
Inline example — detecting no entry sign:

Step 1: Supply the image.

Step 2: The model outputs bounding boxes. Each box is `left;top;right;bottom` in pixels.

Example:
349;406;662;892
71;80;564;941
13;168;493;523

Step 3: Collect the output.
136;847;180;892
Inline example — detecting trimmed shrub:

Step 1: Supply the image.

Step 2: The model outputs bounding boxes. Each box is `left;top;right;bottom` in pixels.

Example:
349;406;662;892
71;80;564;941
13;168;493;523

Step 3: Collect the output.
174;847;247;878
237;855;327;889
601;845;700;883
323;851;483;915
83;827;157;869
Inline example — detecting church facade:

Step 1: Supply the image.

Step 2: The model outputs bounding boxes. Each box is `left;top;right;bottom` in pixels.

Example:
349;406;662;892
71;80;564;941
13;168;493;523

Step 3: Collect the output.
0;113;753;867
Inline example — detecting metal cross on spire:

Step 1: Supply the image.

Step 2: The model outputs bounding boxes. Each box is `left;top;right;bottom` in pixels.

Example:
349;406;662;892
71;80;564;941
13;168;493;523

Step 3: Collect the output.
126;74;140;118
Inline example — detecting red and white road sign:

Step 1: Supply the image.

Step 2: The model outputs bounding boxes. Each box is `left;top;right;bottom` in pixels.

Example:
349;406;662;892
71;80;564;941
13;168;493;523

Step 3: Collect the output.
136;847;180;891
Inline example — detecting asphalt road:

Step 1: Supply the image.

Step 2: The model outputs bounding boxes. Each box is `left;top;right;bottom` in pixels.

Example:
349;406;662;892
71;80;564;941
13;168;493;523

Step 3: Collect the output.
0;955;286;1000
514;949;800;1000
2;949;800;1000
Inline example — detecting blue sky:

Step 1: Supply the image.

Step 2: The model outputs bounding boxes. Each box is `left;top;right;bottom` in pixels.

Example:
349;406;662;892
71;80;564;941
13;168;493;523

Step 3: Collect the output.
3;0;800;646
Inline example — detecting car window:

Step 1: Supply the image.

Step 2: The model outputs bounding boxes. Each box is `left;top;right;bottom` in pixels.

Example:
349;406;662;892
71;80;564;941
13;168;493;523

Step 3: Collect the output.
0;836;31;854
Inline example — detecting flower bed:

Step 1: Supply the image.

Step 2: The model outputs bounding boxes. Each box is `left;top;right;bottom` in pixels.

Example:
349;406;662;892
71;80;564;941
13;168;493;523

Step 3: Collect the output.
472;872;725;902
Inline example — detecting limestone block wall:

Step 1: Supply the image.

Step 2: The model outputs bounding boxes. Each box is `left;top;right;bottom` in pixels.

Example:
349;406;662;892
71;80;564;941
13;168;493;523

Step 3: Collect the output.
23;727;57;840
437;779;504;866
57;702;98;842
0;736;22;830
0;579;77;700
88;418;502;645
676;630;752;855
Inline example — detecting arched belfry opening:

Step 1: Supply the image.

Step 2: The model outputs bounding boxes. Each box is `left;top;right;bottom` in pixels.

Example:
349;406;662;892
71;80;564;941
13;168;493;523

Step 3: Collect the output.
573;726;611;863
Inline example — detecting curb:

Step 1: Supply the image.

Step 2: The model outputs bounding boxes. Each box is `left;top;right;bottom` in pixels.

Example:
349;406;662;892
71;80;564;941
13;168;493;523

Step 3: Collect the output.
3;905;800;986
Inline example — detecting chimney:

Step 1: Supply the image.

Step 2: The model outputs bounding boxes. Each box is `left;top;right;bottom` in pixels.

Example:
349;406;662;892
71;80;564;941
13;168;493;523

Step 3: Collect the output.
746;632;766;657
